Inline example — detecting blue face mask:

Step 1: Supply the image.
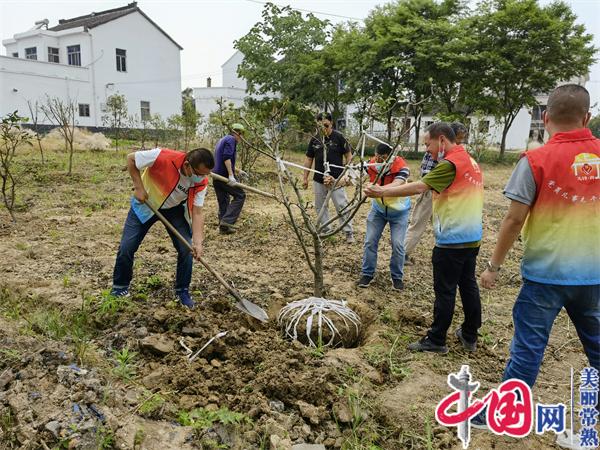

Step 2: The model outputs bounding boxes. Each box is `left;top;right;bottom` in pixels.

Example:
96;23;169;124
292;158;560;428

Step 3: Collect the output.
191;174;205;183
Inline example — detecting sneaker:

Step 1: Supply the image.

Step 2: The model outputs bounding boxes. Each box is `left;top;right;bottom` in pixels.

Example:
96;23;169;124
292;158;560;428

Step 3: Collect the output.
470;408;488;430
392;279;404;291
345;232;355;244
357;275;374;288
407;336;448;354
219;223;235;234
176;290;195;309
404;255;415;266
110;287;129;297
455;328;477;352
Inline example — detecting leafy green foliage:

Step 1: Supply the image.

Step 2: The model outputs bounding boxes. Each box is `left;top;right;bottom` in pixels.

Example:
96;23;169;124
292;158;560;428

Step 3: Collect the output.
97;290;132;317
177;407;251;430
113;346;138;380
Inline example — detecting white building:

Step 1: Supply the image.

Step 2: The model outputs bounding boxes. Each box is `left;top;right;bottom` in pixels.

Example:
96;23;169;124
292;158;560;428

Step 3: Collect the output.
193;51;247;120
1;2;182;128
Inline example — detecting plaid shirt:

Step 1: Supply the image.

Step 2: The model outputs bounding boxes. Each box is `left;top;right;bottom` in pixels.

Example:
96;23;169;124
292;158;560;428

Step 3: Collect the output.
420;152;438;177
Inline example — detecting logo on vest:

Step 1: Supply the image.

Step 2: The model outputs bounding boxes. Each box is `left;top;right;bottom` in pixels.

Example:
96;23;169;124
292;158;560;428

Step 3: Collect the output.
571;153;600;182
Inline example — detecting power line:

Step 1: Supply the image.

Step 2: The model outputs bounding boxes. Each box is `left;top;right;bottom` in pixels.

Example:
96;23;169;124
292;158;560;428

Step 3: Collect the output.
245;0;364;22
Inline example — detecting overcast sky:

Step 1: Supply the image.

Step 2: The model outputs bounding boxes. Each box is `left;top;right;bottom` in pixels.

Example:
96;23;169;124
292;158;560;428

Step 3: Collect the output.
1;0;598;112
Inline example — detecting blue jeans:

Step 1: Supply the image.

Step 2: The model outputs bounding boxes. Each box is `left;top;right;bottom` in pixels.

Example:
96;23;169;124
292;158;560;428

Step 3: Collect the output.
503;280;600;387
361;207;410;281
112;205;193;293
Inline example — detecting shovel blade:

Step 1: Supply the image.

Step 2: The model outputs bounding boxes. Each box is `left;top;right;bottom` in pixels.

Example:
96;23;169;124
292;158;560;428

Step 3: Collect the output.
234;299;269;323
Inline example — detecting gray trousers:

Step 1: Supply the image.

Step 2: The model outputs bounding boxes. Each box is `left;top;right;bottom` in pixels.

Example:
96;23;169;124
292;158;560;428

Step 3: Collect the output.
313;181;353;234
404;189;433;255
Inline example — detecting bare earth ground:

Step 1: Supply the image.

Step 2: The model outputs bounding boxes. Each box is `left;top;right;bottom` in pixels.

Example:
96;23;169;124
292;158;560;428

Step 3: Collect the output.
0;147;590;450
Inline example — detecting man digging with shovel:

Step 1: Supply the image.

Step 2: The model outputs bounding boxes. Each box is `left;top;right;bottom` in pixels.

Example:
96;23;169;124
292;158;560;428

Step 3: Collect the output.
110;147;214;309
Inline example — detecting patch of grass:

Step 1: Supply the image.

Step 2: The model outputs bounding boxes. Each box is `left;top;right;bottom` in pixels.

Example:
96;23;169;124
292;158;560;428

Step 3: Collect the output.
0;349;21;363
145;275;164;290
138;390;165;418
178;407;251;430
0;409;19;448
96;426;115;449
97;290;133;317
27;309;68;340
112;347;137;380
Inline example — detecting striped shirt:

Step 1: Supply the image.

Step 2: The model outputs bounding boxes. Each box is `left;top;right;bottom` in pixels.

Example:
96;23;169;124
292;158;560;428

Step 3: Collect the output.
420;152;438;177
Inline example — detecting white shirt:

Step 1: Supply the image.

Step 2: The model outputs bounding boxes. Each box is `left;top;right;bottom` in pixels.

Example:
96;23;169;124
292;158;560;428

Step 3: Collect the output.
135;148;207;209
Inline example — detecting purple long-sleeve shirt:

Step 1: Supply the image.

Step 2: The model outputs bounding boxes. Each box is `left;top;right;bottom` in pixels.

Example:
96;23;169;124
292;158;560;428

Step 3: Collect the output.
212;134;237;177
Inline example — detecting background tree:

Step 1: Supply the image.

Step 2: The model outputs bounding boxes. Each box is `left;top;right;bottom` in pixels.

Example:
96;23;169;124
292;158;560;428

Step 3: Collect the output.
167;114;183;149
150;114;166;147
588;115;600;138
235;3;348;122
26;100;45;163
182;93;201;151
468;0;596;157
102;93;128;150
41;96;76;175
0;112;31;222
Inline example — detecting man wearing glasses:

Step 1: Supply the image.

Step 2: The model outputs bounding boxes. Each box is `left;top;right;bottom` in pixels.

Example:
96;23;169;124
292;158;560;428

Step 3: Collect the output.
110;147;214;309
302;112;355;243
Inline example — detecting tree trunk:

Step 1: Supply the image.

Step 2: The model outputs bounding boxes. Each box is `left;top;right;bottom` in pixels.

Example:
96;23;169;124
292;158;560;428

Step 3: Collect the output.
413;113;422;153
37;138;44;164
500;122;509;160
312;236;324;298
386;112;393;143
68;142;73;176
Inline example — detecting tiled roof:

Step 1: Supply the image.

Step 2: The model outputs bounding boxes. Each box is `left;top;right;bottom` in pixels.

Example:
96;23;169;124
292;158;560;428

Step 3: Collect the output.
48;2;182;50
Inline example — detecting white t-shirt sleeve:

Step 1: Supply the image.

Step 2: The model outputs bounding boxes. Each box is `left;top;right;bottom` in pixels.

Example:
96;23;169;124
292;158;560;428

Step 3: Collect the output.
193;188;207;207
134;148;162;170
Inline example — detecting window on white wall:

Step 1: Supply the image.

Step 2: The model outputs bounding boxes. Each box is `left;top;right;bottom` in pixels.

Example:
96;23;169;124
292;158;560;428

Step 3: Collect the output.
48;47;59;63
140;101;150;121
78;104;90;117
79;104;90;117
67;45;81;66
25;47;37;60
12;52;18;58
116;49;127;72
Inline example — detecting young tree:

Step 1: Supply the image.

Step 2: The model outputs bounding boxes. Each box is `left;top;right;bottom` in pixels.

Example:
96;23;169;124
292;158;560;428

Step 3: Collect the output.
182;94;201;151
469;0;596;157
41;96;77;175
167;114;183;149
150;114;166;147
102;93;128;150
0;112;32;222
27;100;45;163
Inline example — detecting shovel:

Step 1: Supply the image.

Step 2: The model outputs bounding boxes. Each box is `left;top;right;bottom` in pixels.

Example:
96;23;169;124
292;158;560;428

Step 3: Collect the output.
145;202;269;322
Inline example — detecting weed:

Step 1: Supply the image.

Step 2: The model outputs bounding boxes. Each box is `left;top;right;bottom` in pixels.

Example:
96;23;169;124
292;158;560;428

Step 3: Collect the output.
0;349;20;363
96;426;115;449
138;390;165;418
97;290;132;317
0;409;19;448
145;275;164;290
112;347;137;380
178;407;251;430
27;309;68;340
133;429;145;449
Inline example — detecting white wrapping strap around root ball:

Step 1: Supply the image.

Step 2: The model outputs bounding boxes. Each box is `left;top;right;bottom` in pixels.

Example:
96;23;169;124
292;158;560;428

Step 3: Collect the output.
277;297;362;348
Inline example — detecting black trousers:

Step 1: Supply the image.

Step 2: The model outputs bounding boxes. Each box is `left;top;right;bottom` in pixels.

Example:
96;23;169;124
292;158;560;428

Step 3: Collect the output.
213;179;246;225
427;246;481;345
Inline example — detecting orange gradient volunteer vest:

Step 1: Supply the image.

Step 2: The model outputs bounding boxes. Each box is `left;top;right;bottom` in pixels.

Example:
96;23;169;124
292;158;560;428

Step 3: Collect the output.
432;145;484;245
131;148;209;224
521;128;600;285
